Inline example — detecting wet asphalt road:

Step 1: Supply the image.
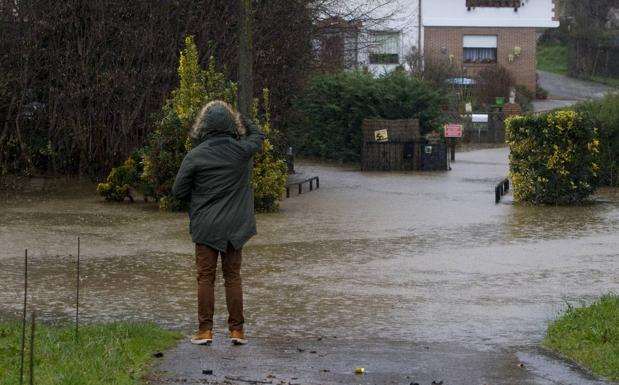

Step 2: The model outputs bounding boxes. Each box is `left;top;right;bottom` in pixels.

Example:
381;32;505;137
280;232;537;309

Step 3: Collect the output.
533;70;616;112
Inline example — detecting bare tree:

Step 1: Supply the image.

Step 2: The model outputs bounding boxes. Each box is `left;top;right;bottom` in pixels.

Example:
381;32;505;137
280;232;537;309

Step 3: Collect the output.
0;0;406;178
563;0;618;79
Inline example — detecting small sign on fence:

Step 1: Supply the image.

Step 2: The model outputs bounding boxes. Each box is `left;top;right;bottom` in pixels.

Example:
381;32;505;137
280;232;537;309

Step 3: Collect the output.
374;129;389;142
444;124;463;138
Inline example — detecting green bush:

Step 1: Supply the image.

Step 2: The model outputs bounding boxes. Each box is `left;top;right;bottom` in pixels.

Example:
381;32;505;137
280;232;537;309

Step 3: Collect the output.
290;70;444;162
252;90;288;212
98;36;287;212
96;151;143;202
572;94;619;187
506;110;600;205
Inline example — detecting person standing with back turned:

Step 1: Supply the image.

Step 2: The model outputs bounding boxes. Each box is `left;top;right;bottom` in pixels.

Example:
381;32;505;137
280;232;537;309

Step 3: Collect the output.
172;100;264;346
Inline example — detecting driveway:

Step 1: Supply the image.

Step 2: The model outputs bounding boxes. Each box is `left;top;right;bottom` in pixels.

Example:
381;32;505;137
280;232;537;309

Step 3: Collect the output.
533;70;616;112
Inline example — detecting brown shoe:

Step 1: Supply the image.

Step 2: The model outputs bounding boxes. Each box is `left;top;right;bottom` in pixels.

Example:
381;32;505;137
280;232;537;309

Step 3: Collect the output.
190;330;213;345
230;330;247;345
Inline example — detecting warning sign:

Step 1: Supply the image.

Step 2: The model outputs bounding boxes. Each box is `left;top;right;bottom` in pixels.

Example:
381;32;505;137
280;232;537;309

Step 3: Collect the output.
374;129;389;142
444;124;463;138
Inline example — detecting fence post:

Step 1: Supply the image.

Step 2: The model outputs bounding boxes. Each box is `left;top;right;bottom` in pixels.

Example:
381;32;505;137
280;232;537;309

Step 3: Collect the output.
316;177;320;189
19;249;28;385
75;237;80;340
298;183;302;195
29;312;35;385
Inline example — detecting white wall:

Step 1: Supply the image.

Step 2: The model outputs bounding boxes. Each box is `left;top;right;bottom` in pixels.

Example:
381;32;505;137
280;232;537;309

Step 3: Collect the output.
423;0;559;28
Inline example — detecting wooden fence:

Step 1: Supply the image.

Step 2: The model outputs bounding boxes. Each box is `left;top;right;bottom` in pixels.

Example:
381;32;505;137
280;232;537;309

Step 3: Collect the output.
361;119;422;171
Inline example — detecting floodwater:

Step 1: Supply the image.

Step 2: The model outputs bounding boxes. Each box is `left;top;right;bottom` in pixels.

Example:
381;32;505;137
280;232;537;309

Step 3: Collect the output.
1;147;618;352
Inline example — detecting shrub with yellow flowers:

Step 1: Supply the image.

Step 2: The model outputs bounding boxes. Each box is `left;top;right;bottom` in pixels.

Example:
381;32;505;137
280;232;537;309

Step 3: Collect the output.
97;36;287;212
506;110;600;205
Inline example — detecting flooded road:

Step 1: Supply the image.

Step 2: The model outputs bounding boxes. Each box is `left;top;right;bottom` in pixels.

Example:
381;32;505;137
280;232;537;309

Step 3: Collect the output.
1;147;618;354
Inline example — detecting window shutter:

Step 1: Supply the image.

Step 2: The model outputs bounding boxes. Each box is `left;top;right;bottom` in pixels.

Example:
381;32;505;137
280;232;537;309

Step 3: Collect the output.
463;35;497;48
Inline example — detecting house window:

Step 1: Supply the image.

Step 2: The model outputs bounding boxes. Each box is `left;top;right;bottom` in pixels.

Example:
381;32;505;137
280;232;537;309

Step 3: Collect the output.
463;35;497;64
368;31;400;65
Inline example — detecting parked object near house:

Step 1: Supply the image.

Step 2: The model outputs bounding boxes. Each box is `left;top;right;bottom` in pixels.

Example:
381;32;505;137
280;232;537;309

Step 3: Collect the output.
361;119;449;172
422;0;560;93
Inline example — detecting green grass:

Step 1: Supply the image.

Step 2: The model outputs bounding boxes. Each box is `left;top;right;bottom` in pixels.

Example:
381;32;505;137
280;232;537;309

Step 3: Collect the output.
537;43;569;75
537;43;619;88
544;294;619;382
591;76;619;88
0;322;181;385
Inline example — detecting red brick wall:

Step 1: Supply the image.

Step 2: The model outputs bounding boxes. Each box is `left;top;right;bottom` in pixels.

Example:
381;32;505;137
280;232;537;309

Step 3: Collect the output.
424;27;537;92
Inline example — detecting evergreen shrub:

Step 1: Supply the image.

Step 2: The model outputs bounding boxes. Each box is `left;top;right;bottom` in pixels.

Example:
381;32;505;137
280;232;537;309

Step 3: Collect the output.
506;110;600;205
290;70;443;162
572;94;619;187
252;90;288;212
96;154;140;202
98;36;287;212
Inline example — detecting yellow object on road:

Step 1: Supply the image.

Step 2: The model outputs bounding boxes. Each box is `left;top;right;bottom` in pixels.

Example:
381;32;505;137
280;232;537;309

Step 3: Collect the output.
354;367;365;374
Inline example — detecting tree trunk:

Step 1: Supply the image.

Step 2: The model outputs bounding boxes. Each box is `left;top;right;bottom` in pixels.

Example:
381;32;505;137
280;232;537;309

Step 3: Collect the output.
238;0;253;117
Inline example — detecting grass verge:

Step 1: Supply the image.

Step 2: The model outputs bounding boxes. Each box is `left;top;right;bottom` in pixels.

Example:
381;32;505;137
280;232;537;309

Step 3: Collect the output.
591;76;619;89
0;321;181;385
544;294;619;382
537;43;569;75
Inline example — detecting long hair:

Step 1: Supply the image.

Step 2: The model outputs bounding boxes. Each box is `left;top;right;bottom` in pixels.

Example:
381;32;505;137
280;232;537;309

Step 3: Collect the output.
190;100;244;140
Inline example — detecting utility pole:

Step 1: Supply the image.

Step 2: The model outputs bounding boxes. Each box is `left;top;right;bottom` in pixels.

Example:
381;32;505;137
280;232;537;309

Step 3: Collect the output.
418;0;422;53
238;0;253;117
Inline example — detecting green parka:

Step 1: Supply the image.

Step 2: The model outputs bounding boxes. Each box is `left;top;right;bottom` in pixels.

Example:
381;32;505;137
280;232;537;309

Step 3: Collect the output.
172;105;265;251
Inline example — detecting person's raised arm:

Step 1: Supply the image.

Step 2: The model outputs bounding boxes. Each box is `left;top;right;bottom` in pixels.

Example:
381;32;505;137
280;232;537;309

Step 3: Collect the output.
172;154;194;202
239;116;265;158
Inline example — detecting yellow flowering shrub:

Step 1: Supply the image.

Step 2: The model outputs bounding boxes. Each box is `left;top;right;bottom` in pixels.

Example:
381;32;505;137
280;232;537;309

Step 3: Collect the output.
96;152;143;202
97;36;287;212
252;89;287;212
506;110;600;205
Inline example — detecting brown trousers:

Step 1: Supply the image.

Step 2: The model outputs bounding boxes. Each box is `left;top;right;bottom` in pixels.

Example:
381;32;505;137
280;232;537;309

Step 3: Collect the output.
195;243;244;331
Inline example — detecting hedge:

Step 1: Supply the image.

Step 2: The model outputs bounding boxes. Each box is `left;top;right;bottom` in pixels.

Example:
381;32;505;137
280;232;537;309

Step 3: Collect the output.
506;110;600;205
572;94;619;187
289;70;444;162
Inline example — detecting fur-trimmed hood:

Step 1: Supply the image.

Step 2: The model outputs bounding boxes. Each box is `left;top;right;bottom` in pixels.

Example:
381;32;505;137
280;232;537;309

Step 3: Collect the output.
191;101;245;146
